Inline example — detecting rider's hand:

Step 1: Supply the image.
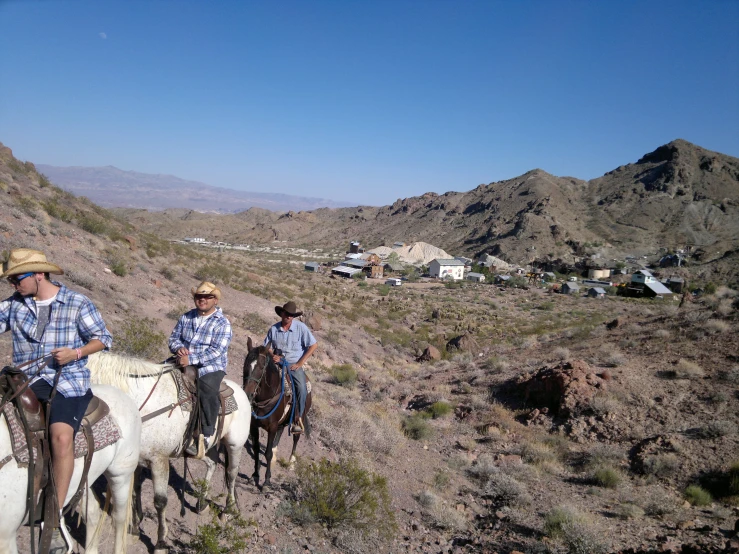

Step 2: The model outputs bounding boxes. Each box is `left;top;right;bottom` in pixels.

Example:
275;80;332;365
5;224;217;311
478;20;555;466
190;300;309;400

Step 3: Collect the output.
176;347;189;357
51;347;77;366
176;353;190;367
272;354;281;364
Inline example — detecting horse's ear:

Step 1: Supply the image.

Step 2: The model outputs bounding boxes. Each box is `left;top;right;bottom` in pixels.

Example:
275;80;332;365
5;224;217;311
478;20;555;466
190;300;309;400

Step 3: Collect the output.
247;336;253;351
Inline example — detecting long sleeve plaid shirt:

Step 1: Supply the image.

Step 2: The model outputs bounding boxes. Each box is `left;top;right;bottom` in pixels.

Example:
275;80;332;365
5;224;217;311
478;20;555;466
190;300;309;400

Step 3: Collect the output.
0;282;113;397
168;307;232;376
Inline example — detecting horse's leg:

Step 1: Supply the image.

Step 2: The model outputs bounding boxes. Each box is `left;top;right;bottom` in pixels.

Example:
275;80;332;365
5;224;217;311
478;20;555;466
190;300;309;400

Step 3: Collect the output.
150;456;171;553
263;430;277;489
106;472;135;554
289;432;301;469
81;486;103;554
251;423;261;488
130;465;143;535
224;440;242;514
199;453;218;514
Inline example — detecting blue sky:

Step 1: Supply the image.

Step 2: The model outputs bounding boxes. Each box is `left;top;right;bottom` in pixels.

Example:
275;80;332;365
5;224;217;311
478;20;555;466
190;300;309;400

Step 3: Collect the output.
1;1;737;206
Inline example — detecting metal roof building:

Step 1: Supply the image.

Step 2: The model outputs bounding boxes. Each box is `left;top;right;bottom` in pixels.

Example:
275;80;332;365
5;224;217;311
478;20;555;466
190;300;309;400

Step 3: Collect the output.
331;266;362;278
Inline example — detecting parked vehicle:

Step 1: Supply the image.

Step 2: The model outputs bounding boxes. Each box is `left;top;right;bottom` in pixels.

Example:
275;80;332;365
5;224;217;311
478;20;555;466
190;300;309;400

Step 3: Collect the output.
385;278;402;286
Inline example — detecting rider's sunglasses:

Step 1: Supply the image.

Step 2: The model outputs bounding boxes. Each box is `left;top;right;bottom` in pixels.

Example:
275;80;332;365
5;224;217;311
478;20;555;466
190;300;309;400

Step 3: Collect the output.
7;272;35;286
194;294;216;300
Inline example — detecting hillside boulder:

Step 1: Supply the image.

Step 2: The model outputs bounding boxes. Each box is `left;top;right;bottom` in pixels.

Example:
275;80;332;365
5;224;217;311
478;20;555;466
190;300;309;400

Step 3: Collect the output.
518;360;607;418
303;311;322;331
446;334;479;353
417;345;441;362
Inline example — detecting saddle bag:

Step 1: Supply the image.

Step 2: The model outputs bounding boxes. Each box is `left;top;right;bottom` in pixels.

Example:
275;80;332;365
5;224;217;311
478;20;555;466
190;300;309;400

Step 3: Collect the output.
0;366;45;432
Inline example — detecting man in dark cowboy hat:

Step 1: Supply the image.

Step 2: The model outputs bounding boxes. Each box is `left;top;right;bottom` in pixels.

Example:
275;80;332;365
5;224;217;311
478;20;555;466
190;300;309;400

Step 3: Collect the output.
169;281;232;458
1;248;113;553
263;301;317;433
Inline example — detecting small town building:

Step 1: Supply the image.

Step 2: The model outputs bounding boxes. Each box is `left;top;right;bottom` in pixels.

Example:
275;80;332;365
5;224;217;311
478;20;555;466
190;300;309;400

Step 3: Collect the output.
304;262;321;272
562;282;580;295
494;275;511;284
544;272;557;282
631;269;656;284
392;242;406;248
665;277;685;293
345;253;363;260
331;266;362;278
369;265;384;278
588;287;606;298
466;272;486;283
643;281;673;298
588;268;611;279
348;241;364;254
341;259;369;269
383;262;404;274
359;253;381;264
429;258;465;280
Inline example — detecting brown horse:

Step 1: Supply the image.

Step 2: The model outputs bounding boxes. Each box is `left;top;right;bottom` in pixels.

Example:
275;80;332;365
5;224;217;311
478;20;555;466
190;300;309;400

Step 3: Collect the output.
243;338;312;489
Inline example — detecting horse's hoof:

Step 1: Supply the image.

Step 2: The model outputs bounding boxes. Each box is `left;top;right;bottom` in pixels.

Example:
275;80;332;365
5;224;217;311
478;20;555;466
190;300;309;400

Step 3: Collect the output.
197;501;210;515
153;545;169;554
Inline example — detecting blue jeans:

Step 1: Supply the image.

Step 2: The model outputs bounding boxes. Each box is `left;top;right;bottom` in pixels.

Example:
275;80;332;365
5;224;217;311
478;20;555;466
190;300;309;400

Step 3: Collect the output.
289;368;306;418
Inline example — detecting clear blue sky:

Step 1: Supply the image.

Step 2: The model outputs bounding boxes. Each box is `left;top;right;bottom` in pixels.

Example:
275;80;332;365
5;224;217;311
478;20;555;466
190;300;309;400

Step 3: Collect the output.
1;0;737;206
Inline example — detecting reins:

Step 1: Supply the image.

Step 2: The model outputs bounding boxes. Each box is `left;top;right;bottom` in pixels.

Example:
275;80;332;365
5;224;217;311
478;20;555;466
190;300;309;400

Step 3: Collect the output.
250;357;287;421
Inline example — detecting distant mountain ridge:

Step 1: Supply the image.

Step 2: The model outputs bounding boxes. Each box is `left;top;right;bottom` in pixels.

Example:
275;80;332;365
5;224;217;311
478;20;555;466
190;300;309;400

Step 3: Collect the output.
35;164;352;212
119;139;739;269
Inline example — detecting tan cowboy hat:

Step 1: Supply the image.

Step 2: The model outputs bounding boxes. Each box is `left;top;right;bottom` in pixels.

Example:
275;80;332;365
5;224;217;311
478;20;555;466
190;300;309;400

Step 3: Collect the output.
275;301;302;317
1;248;64;278
191;281;221;300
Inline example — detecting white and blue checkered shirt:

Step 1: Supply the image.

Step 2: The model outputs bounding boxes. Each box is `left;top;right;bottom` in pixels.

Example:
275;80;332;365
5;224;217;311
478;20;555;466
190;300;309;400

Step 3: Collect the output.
0;282;113;397
168;308;232;376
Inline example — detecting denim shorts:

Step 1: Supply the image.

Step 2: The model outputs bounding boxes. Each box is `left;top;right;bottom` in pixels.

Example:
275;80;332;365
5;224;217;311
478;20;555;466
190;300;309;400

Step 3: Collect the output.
31;379;93;434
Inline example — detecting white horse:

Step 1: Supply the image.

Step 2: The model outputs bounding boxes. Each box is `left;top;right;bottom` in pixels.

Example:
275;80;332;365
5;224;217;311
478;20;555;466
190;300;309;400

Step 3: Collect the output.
0;384;141;554
86;352;251;553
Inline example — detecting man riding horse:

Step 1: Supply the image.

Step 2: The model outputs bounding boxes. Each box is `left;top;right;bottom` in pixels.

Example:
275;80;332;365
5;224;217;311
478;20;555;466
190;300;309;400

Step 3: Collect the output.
1;248;113;554
263;301;317;434
168;281;232;458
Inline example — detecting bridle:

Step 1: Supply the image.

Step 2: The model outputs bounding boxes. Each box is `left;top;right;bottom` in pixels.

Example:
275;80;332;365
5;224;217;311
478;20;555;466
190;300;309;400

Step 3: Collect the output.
244;351;269;403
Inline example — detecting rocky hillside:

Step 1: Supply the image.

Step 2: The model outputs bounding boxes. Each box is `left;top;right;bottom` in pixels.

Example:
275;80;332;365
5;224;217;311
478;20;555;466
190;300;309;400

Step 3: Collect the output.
114;140;739;269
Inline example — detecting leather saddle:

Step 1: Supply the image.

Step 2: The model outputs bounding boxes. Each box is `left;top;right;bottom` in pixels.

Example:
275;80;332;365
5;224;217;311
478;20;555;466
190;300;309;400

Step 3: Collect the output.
0;365;109;549
180;364;234;399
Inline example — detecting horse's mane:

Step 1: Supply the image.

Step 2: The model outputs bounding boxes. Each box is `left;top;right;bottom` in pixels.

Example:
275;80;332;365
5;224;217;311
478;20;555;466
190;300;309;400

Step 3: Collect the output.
87;351;173;393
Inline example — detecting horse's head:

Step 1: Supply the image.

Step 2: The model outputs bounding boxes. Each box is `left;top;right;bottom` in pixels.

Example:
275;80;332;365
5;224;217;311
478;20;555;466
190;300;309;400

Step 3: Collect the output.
243;337;273;402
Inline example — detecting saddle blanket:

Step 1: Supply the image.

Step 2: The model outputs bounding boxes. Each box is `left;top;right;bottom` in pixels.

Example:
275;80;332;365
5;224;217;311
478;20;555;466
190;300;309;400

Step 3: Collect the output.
1;403;121;467
171;368;239;415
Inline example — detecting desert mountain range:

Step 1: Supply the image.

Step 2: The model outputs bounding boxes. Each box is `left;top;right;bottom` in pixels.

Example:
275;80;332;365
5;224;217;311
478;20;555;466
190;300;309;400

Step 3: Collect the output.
36;163;352;212
119;139;739;268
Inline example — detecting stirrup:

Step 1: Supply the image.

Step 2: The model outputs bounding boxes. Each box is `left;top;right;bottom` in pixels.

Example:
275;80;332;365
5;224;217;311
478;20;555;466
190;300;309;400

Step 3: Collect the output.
41;515;73;554
185;434;206;459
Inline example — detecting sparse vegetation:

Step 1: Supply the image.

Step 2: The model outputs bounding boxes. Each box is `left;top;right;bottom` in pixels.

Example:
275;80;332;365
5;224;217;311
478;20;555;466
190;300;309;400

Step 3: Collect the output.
592;466;622;488
402;414;432;440
329;363;358;387
114;316;167;359
684;484;712;506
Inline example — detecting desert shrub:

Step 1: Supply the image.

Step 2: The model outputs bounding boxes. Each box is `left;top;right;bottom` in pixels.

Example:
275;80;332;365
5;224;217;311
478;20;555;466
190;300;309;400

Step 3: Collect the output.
592;465;622;488
560;520;610;554
616;502;644;520
642;454;679;478
585;444;624;468
330;363;358;387
654;328;671;339
697;420;734;439
42;199;73;222
114;317;167;359
517;441;558;466
316;407;402;460
544;505;585;538
64;269;95;291
38;173;52;188
377;284;390;296
432;469;450;489
643;488;679;516
415;490;466;530
483;470;530;506
705;319;731;334
167;304;190;320
589;394;619;415
194;262;233;284
78;214;109;236
15;196;38;217
718;366;739;383
705;282;718;295
684;484;712;506
552;347;570;361
402;414;432;440
160;267;175;280
284;458;395;538
673;359;704;380
109;258;128;277
427;401;452;419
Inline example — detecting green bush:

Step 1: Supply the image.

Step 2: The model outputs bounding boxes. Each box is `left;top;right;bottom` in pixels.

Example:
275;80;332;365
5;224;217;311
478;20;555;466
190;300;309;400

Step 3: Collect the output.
78;214;109;235
377;284;390;296
330;363;358;387
427;401;453;419
195;262;233;284
42;200;73;222
187;479;254;554
159;267;175;280
38;173;52;188
286;458;395;538
544;506;583;538
15;196;38;216
109;258;128;277
115;317;167;359
684;484;712;506
592;466;621;488
402;414;432;440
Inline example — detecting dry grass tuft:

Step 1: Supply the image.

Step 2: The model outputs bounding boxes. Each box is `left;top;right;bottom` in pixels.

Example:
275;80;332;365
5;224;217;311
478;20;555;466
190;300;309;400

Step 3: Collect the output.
673;359;705;380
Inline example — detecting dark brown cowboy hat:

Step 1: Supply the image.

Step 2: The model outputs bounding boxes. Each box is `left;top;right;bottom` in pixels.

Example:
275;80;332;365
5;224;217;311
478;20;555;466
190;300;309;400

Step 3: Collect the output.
275;301;303;317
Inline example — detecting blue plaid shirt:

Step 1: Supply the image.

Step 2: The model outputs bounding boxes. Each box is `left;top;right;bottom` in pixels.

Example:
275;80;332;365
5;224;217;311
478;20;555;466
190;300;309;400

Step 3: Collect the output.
263;320;317;365
0;282;113;398
168;308;232;376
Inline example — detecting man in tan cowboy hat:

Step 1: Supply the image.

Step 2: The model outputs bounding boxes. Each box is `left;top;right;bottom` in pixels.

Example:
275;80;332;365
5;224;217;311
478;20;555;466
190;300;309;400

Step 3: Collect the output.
263;301;317;433
168;281;232;458
1;248;113;551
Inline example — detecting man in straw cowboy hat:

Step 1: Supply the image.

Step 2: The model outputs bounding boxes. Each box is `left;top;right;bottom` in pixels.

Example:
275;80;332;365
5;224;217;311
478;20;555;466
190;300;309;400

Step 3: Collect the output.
168;281;232;457
1;248;113;552
263;301;317;434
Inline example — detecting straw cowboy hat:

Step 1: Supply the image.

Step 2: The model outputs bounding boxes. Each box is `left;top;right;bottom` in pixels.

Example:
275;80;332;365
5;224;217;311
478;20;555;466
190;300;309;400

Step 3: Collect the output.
191;281;221;300
1;248;64;278
275;301;303;317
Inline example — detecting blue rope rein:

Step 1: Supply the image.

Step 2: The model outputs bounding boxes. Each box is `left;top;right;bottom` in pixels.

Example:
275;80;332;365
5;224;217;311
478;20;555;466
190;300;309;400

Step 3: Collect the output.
251;358;286;421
